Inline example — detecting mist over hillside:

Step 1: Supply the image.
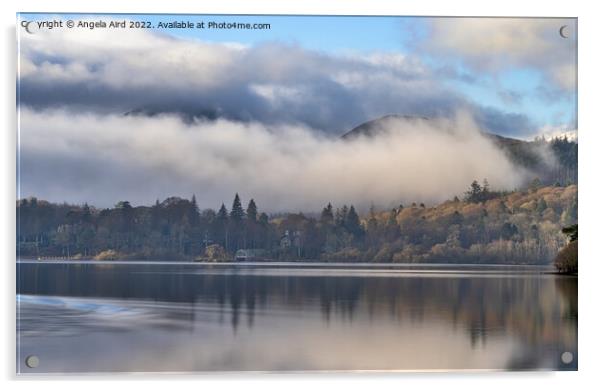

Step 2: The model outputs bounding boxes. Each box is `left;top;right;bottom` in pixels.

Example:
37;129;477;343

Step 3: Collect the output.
343;114;577;189
20;109;535;211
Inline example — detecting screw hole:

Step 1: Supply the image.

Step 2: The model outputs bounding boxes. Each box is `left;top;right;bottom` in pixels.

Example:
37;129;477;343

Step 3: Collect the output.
25;355;39;368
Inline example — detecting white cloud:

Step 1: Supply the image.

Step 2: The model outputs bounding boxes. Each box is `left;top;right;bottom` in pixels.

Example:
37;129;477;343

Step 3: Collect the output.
420;18;577;91
19;108;528;210
18;18;534;136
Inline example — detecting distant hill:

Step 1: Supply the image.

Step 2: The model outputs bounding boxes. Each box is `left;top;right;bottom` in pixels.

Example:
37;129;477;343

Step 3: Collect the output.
342;115;577;186
341;114;431;140
123;107;221;123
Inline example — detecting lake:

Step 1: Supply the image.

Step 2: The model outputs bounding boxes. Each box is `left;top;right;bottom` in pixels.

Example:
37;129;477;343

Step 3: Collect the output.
16;260;577;373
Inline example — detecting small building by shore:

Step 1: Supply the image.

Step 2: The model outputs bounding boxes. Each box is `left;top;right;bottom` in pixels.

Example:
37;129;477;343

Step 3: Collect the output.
235;249;269;261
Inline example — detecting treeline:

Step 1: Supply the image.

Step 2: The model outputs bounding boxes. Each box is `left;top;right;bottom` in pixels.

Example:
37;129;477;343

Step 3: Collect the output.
17;194;274;260
17;182;577;264
549;137;578;185
493;135;578;186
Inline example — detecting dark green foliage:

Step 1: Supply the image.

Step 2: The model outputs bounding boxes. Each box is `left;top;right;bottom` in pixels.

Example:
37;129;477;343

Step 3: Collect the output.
464;180;482;203
244;199;260;249
550;137;578;185
259;212;269;224
500;222;519;240
320;203;334;225
215;203;229;250
217;204;228;220
345;206;363;239
230;193;245;222
335;205;348;227
114;201;132;209
562;224;578;242
464;179;501;203
17;195;280;260
246;199;258;222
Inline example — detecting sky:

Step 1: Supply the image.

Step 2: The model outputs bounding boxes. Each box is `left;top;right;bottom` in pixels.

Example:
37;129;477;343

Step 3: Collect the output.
17;14;577;210
141;14;577;132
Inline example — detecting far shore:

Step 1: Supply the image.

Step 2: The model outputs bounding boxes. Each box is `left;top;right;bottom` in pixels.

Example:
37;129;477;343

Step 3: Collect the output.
16;257;563;271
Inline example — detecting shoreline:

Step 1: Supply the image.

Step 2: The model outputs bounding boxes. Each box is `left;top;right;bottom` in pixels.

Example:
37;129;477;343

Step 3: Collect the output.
16;257;561;270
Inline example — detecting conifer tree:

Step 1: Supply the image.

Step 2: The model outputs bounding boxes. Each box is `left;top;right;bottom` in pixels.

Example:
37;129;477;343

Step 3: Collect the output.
230;193;245;222
336;205;349;227
191;194;199;213
216;203;229;250
345;205;363;238
246;199;258;222
320;203;334;225
217;203;228;221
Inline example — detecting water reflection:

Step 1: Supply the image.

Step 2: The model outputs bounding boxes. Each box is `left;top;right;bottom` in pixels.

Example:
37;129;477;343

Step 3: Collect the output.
17;262;577;372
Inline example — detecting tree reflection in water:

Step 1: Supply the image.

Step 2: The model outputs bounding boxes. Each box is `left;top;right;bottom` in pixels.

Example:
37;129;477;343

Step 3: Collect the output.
17;262;577;371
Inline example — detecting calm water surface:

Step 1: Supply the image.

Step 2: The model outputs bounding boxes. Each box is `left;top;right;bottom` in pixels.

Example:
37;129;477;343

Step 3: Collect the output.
16;260;577;373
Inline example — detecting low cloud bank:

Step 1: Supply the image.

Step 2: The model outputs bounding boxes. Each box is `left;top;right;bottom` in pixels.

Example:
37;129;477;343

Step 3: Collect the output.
19;109;529;211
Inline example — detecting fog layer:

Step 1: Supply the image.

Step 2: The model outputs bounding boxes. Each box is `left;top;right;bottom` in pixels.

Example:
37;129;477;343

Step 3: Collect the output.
19;108;528;211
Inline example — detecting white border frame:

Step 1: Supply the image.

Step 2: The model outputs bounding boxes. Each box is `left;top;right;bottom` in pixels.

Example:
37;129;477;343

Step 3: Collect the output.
3;1;600;388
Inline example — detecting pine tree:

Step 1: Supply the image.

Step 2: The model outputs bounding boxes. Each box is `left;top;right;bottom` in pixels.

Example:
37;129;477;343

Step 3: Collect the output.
82;203;92;224
229;194;246;250
217;203;229;220
345;205;363;238
216;203;229;250
230;193;245;222
246;199;258;222
259;212;269;225
189;194;200;227
320;203;334;225
245;199;258;249
191;194;199;213
465;180;482;203
336;205;349;227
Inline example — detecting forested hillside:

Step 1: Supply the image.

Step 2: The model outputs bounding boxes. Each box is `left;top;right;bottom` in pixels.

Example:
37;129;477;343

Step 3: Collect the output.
487;134;577;186
17;183;577;264
352;183;577;264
